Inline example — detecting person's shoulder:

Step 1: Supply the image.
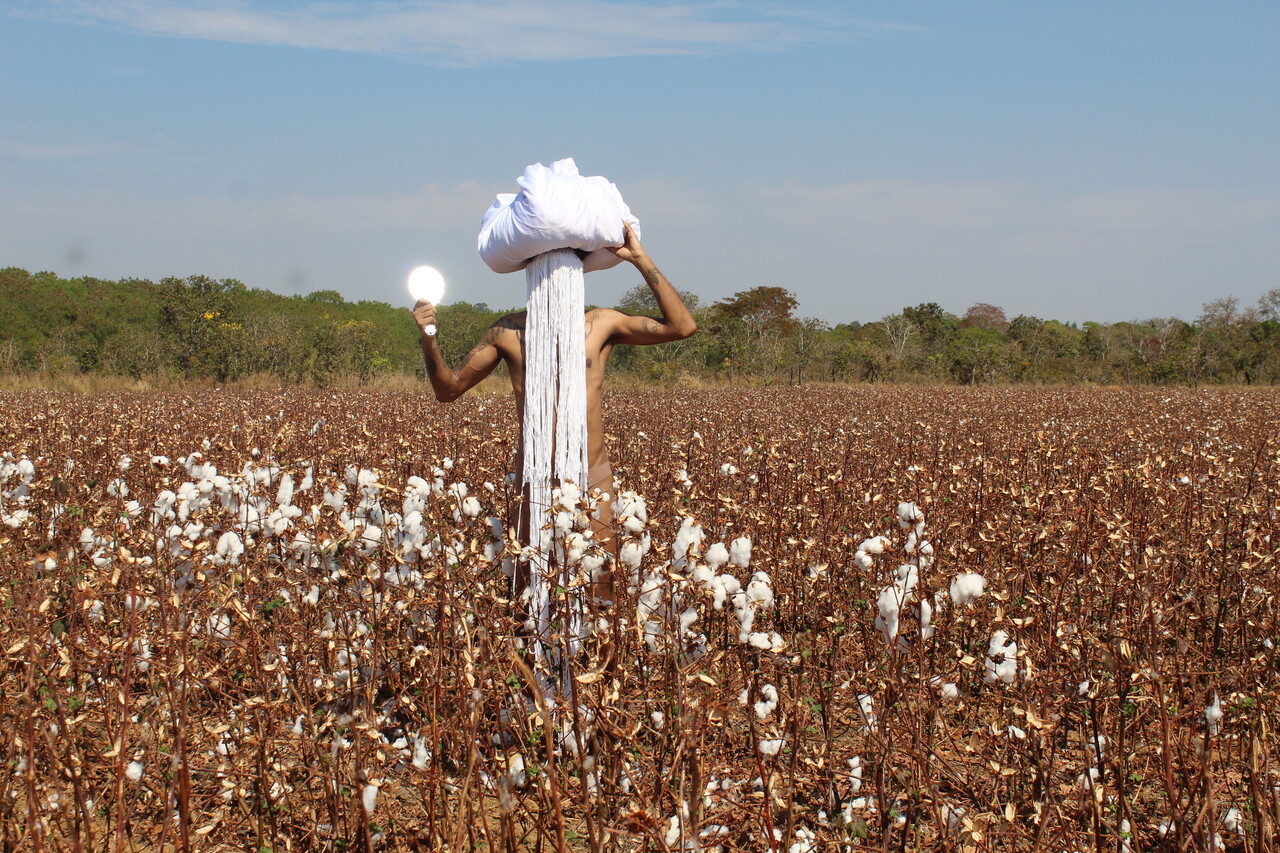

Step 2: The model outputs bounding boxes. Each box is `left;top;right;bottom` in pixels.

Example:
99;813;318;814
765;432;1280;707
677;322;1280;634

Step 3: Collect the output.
478;311;525;348
587;307;627;326
490;311;527;331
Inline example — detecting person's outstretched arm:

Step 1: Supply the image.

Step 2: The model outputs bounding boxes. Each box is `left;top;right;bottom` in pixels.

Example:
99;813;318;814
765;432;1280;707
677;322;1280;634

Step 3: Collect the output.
411;302;505;402
609;222;698;345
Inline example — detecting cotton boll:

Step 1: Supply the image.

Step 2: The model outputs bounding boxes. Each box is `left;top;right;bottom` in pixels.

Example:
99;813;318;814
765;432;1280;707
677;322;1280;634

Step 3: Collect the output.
746;572;774;610
704;542;729;569
133;637;152;673
207;613;233;642
854;550;874;570
412;736;431;771
950;572;987;606
729;536;752;568
856;693;877;733
125;761;144;782
679;606;699;637
213;531;245;564
896;501;923;529
710;574;741;610
759;738;785;756
754;684;779;720
462;496;482;518
859;536;889;555
788;827;816;853
361;783;379;815
671;517;704;569
876;580;914;642
275;473;295;507
619;540;645;572
895;563;919;593
1205;694;1224;735
847;756;863;793
915;596;935;640
983;630;1018;684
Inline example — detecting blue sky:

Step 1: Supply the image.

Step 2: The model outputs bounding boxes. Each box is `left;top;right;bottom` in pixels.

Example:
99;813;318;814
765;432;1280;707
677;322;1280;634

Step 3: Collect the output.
2;1;1278;325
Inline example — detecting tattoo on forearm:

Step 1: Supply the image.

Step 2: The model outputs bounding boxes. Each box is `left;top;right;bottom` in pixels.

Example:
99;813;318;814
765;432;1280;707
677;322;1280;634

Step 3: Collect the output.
644;267;663;288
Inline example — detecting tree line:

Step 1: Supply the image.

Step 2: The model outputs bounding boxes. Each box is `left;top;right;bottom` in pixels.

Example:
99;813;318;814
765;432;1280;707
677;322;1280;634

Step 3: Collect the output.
2;266;1278;386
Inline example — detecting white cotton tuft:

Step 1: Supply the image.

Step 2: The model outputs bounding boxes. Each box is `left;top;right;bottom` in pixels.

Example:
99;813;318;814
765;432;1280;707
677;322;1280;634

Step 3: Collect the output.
276;473;294;507
950;572;987;605
983;630;1018;684
729;536;752;568
207;612;232;642
896;501;923;528
704;542;729;569
758;738;785;756
125;760;144;781
671;516;704;569
361;783;379;815
754;684;779;720
858;536;889;555
847;756;863;793
857;694;877;732
1205;693;1224;735
746;571;774;610
216;531;245;565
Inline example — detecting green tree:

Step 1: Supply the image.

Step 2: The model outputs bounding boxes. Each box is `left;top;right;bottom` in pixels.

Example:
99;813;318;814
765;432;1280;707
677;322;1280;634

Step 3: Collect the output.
947;326;1010;384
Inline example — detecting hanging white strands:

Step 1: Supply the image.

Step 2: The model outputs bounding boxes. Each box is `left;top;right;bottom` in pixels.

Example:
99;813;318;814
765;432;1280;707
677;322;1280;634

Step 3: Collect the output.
521;249;589;678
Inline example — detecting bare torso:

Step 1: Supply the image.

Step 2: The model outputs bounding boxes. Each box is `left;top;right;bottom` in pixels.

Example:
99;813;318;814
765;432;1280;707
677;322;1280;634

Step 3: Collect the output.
488;308;618;475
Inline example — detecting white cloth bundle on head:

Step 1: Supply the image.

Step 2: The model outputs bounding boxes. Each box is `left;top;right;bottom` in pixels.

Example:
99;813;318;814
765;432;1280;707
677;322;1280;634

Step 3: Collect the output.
478;158;640;274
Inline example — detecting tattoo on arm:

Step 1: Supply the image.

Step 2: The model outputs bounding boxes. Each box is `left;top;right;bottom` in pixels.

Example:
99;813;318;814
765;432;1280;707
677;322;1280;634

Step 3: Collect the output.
643;266;663;288
644;317;661;334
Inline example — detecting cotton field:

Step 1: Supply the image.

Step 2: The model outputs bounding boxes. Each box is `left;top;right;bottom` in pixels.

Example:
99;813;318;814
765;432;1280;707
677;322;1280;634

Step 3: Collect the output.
0;386;1277;851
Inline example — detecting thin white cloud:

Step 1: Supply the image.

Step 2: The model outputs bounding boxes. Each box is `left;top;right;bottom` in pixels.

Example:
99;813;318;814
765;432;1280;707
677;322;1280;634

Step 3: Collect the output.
0;137;166;160
752;180;1280;240
14;0;914;64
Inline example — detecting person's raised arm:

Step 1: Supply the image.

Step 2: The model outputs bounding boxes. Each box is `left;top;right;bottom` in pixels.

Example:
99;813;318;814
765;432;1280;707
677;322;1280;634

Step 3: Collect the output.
411;301;504;402
608;222;698;345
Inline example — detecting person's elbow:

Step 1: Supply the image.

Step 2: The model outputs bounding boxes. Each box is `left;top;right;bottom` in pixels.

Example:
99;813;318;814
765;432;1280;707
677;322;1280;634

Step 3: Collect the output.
432;379;465;403
672;317;698;340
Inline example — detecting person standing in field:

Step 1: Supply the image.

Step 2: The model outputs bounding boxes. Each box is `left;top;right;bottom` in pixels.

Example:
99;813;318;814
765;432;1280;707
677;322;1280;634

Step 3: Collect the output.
410;222;697;544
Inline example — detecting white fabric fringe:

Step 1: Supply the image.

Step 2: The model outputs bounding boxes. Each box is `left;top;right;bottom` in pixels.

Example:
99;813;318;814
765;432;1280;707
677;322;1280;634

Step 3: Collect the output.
521;249;588;677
